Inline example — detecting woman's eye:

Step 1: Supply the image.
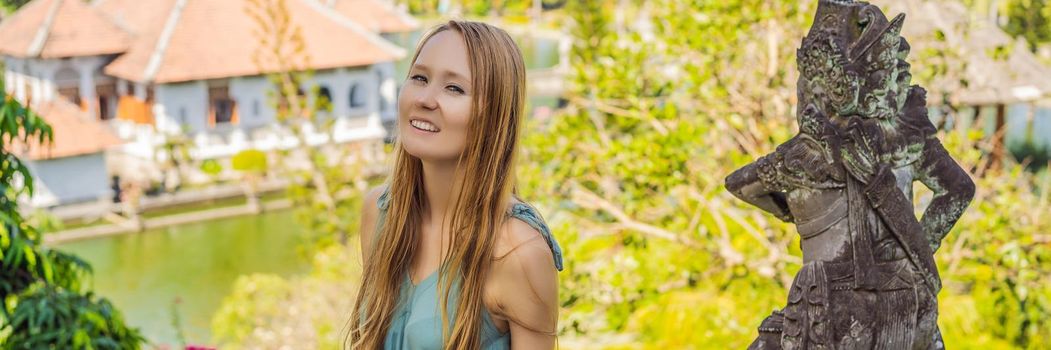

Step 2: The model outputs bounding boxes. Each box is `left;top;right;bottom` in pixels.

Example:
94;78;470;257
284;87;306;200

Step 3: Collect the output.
410;75;427;83
446;85;465;94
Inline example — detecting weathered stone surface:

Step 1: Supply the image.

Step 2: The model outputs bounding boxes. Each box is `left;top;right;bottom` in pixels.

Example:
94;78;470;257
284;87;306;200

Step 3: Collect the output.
725;1;976;348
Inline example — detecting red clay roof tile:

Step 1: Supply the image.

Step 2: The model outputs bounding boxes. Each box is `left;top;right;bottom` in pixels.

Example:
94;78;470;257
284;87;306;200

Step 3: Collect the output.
102;0;406;83
0;0;132;58
329;0;419;33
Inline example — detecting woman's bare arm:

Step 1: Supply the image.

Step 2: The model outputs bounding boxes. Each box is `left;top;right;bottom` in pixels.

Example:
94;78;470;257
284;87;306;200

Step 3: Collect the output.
358;186;387;266
490;219;559;349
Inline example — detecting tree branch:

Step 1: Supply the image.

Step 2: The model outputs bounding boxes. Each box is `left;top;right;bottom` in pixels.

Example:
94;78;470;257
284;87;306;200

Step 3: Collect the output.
570;185;699;248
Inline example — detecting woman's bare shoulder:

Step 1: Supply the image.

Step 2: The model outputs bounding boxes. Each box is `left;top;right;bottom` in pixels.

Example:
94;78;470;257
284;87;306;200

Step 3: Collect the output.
491;209;557;289
359;185;389;253
487;214;559;333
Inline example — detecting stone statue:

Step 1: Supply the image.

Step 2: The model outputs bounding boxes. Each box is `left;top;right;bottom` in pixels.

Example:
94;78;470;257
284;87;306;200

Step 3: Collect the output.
725;1;976;348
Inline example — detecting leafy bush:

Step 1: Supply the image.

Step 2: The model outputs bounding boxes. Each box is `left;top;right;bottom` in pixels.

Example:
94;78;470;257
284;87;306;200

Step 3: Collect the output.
231;149;269;174
211;244;361;349
1;85;143;348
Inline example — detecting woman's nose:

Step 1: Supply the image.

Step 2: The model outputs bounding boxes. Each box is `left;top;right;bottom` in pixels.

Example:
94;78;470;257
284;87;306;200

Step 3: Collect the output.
414;86;438;110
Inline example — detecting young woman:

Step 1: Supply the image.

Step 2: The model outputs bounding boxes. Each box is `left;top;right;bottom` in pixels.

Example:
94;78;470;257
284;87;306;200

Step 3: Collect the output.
346;20;564;350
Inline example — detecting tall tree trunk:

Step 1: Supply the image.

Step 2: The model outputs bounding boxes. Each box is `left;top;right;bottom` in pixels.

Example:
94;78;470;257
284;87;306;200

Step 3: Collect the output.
992;103;1008;171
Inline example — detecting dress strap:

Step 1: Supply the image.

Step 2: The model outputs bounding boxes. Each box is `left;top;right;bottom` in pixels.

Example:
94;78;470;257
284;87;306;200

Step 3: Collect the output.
377;186;392;211
508;202;565;272
373;187;392;244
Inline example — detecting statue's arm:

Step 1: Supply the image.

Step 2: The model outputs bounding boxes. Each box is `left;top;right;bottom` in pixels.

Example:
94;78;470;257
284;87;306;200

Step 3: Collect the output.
725;159;794;223
915;137;976;252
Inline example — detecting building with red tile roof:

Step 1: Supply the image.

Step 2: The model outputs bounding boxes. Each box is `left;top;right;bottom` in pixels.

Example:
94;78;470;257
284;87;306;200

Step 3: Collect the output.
3;97;123;207
20;98;124;160
327;0;419;34
0;0;416;206
99;0;406;84
0;0;132;59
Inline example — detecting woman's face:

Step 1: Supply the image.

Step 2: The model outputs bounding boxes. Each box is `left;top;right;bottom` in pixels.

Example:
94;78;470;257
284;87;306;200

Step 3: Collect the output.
398;30;473;163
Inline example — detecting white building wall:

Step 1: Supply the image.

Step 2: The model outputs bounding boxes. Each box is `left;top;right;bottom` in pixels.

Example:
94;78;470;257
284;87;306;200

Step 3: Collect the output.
12;58;28;101
223;66;383;126
155;81;209;133
76;58;95;109
3;57;13;95
3;52;389;138
26;153;112;207
309;67;378;119
229;76;274;128
375;61;398;122
27;60;45;102
2;55;111;108
125;63;388;161
311;69;349;118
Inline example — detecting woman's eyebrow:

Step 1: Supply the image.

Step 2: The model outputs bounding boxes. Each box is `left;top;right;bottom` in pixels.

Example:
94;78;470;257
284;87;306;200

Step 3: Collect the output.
411;63;431;73
411;63;471;86
442;70;470;84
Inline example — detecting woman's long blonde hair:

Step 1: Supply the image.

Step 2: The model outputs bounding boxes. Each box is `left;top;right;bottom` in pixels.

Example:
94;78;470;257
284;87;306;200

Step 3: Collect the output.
347;20;527;350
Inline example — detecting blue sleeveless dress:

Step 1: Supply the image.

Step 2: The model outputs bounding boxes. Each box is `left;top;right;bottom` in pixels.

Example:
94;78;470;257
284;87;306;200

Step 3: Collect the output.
373;189;564;350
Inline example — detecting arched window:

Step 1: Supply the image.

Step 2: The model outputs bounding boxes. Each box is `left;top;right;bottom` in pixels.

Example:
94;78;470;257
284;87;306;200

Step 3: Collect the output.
54;67;79;86
55;67;81;106
317;85;333;112
349;82;366;109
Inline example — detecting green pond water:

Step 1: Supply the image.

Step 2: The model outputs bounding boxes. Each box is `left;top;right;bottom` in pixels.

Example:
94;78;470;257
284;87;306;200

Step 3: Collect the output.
53;209;309;347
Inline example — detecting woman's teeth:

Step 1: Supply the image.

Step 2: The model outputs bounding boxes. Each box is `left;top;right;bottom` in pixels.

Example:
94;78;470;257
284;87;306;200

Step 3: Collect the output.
410;120;439;132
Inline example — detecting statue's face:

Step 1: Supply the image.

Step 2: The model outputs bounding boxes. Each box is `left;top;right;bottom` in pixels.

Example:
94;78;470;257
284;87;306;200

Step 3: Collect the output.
797;0;909;122
797;29;862;119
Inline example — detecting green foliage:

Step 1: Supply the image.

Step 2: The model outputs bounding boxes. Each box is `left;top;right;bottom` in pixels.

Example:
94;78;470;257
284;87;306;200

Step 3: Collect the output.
625;284;784;348
211;244;362;348
0;0;29;12
199;159;223;176
1011;140;1050;171
285;148;369;250
941;134;1051;346
0;87;143;347
400;0;439;15
246;0;374;250
210;2;377;345
398;0;556;17
231;149;268;174
1004;0;1051;50
930;127;1051;349
960;0;1051;51
3;287;143;349
520;0;1051;348
157;126;195;192
520;0;810;344
211;274;293;346
169;298;187;348
25;210;63;235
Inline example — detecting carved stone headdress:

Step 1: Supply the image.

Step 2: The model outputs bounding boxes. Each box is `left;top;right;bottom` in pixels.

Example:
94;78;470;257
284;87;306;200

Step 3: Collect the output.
797;0;914;121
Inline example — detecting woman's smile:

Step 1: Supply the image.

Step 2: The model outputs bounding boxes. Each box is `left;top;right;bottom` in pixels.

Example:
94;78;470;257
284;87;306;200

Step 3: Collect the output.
409;119;441;133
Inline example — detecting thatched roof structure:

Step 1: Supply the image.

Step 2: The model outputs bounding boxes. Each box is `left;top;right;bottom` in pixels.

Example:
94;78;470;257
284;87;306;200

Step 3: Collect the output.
872;0;1051;106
